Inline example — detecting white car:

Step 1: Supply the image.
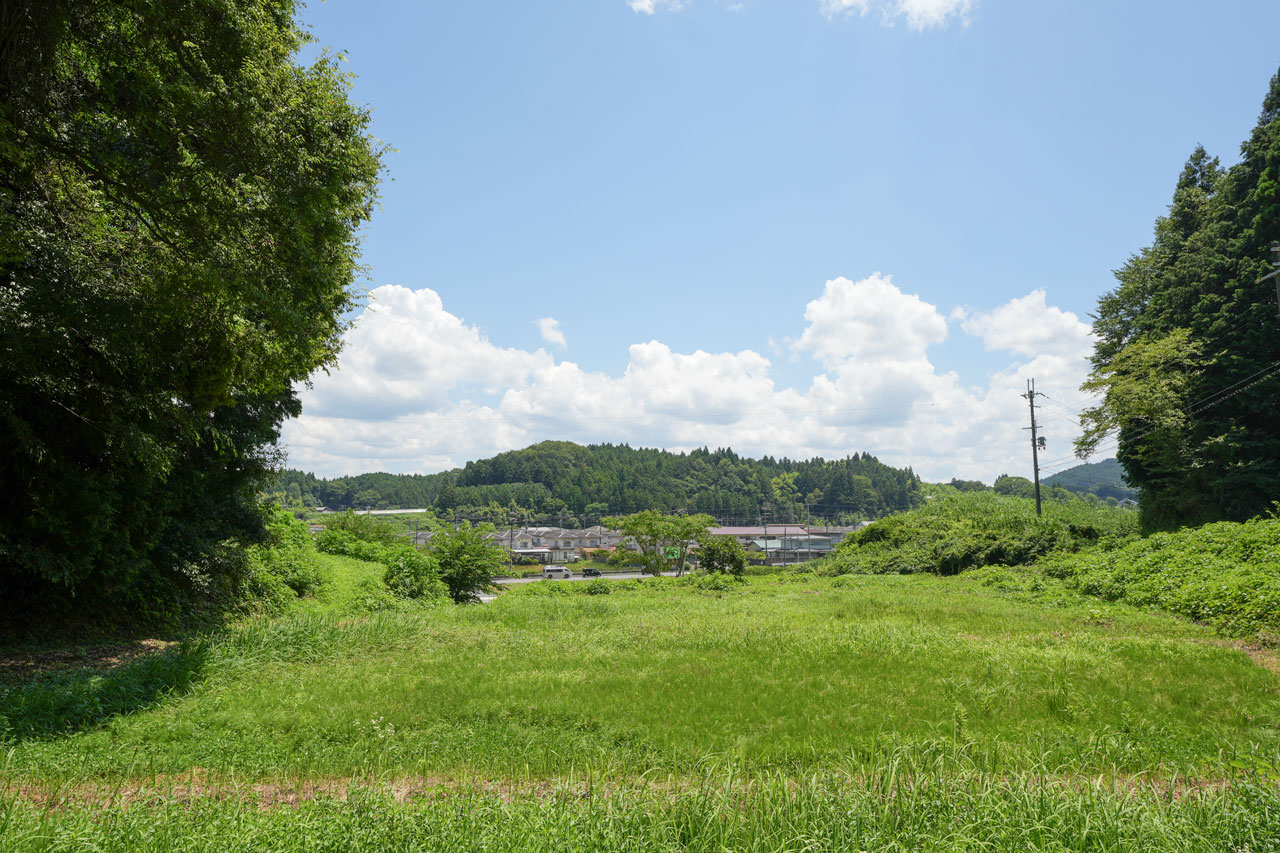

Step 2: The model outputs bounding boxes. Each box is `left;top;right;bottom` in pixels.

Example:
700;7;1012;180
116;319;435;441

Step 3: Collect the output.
541;566;573;580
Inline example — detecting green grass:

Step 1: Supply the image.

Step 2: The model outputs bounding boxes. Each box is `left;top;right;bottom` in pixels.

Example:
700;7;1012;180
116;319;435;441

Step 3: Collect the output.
4;571;1276;783
3;555;1278;849
3;778;1279;852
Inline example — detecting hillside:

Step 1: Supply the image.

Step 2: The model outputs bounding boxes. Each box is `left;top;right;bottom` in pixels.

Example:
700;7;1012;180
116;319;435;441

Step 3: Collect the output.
273;441;925;524
1043;458;1138;502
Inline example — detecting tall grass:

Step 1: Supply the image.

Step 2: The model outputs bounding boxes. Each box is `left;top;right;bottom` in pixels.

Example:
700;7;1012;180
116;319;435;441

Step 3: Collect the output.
2;775;1278;852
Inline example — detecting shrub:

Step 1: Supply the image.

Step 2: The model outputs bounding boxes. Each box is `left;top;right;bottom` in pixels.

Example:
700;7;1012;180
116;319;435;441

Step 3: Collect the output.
695;535;748;577
242;510;329;613
382;547;448;601
321;510;401;545
582;579;612;595
429;523;506;604
315;528;387;564
351;577;402;613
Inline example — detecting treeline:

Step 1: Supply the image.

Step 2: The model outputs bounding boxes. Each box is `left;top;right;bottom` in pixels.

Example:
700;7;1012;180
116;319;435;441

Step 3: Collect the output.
1042;459;1137;503
272;441;926;524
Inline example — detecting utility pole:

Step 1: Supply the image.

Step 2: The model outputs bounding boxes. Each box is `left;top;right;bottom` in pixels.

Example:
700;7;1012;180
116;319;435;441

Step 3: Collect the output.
761;501;771;566
508;511;517;565
1022;378;1044;516
1256;242;1280;319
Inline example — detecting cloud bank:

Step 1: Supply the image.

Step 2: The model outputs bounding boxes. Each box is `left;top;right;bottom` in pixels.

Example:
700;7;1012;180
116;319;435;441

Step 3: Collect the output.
281;274;1097;483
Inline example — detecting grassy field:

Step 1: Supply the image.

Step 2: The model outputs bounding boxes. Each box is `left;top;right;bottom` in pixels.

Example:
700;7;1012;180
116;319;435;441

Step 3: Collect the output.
3;559;1278;850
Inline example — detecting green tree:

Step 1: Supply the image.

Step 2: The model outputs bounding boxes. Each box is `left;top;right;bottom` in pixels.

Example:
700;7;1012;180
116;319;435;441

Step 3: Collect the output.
430;523;505;604
0;0;384;627
993;475;1036;499
1079;70;1280;530
603;511;714;576
695;535;748;577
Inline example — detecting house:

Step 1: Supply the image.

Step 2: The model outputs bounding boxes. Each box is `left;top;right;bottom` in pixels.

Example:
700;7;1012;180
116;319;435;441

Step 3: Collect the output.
708;526;809;548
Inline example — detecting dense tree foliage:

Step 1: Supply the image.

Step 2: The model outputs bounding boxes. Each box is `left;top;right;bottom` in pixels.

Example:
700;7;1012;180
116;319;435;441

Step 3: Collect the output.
0;0;383;629
603;511;714;576
695;535;748;577
275;441;926;524
1079;70;1280;530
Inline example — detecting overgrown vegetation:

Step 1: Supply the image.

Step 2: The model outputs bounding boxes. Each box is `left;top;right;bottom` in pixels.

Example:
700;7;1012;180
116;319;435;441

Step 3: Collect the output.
1044;515;1280;640
242;511;331;614
827;492;1137;576
825;491;1280;644
4;508;1278;849
3;778;1279;853
314;516;448;605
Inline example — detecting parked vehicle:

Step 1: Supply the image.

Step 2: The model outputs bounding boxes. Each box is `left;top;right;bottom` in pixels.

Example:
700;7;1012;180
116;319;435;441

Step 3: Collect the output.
581;567;601;578
541;566;573;580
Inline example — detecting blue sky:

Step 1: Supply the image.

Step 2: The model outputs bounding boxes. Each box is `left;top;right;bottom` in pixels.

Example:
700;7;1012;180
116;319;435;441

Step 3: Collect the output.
282;0;1280;482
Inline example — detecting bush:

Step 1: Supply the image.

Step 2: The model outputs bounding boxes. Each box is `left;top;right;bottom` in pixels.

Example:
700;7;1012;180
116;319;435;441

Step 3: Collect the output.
351;577;402;613
827;493;1137;577
581;579;612;595
241;510;329;614
315;528;388;564
696;535;748;577
382;547;448;601
429;523;506;604
321;510;401;546
252;510;327;596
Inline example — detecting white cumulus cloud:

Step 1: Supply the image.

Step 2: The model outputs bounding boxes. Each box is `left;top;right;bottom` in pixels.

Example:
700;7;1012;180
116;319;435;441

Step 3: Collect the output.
281;278;1099;483
960;289;1094;360
302;285;552;418
795;273;949;369
535;317;567;349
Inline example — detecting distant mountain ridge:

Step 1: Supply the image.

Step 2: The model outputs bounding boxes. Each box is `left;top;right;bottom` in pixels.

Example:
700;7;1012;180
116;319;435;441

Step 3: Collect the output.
1043;458;1137;502
273;441;926;525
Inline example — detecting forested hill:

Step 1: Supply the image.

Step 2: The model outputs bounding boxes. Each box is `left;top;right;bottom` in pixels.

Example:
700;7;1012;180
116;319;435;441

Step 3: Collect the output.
273;441;925;524
1043;459;1138;502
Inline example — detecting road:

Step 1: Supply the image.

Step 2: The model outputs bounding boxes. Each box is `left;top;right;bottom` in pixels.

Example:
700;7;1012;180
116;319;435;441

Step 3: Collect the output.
477;570;675;602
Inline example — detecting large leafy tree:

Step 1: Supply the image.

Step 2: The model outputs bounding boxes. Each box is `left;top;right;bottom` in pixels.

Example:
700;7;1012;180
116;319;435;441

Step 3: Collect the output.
1078;71;1280;531
603;511;714;576
0;0;383;624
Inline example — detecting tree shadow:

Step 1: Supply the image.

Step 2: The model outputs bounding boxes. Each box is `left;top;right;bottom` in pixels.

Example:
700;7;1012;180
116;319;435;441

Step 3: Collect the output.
0;638;209;743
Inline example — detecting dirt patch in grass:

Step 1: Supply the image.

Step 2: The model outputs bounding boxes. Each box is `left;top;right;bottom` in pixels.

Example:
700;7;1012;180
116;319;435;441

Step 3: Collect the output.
0;638;178;683
6;770;1253;812
1193;638;1280;680
7;771;590;810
